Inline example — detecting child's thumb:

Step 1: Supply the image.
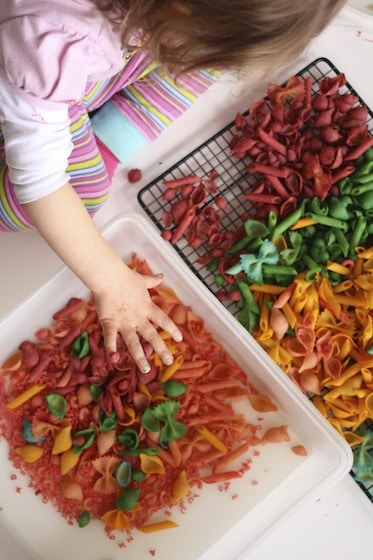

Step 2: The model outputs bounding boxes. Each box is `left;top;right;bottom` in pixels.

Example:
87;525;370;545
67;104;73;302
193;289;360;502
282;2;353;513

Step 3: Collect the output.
144;273;164;289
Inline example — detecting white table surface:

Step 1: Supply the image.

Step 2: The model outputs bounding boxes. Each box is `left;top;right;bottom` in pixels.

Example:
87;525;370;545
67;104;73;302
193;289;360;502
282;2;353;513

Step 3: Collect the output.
0;13;372;560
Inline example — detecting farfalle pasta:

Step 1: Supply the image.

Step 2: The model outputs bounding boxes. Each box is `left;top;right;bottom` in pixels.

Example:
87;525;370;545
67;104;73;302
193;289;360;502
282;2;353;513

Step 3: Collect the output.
0;257;300;538
235;247;373;430
147;69;373;495
213;132;373;490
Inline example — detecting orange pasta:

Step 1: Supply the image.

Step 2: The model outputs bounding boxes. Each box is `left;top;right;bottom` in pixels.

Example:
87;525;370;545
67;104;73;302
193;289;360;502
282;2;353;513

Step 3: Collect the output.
0;255;300;542
246;247;373;458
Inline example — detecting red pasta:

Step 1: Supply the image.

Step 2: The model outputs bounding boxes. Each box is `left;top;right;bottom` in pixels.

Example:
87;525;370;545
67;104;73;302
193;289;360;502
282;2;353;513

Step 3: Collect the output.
155;71;372;255
0;257;305;538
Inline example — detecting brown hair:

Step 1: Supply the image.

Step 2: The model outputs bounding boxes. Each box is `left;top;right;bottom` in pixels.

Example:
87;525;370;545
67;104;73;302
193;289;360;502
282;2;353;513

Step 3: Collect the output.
94;0;345;74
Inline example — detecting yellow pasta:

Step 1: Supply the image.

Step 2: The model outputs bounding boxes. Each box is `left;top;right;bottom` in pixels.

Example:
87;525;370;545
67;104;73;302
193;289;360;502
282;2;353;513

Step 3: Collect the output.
249;254;373;454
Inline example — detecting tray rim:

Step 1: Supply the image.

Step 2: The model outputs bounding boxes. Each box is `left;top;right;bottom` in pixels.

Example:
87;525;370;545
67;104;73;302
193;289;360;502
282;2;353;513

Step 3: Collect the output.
0;212;353;560
135;56;373;501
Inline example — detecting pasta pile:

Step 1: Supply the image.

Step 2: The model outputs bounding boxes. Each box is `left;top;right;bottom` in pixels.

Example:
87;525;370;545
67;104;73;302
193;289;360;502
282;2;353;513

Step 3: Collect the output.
0;257;304;537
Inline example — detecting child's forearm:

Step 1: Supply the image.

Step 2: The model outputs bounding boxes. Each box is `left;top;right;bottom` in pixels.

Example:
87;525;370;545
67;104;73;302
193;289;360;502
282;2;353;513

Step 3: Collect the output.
22;183;182;372
23;183;125;292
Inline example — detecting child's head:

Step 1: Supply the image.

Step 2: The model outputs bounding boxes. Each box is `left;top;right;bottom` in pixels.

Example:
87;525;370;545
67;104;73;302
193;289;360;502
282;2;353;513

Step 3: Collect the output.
95;0;345;74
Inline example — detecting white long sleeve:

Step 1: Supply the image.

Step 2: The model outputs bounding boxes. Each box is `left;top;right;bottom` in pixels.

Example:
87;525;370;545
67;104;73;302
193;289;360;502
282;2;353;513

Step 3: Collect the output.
0;76;73;203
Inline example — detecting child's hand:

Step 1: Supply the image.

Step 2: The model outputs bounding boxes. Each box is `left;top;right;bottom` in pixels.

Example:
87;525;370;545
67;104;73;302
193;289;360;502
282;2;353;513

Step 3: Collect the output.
93;266;183;373
23;183;183;374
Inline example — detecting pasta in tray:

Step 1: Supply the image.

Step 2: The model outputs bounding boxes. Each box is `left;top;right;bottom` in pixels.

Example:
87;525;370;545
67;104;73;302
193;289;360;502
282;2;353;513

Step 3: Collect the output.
0;255;305;539
138;59;373;497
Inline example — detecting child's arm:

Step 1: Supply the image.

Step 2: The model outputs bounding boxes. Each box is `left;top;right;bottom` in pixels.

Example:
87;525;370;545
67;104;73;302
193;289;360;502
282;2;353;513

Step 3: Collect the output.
23;182;183;373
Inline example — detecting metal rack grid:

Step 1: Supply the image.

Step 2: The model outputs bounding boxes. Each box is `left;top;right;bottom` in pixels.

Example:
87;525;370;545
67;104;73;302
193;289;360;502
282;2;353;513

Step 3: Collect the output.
138;113;254;318
138;57;373;500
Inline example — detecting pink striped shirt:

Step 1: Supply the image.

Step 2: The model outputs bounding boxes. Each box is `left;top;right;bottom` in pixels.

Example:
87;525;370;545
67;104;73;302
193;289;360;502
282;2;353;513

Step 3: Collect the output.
0;0;133;202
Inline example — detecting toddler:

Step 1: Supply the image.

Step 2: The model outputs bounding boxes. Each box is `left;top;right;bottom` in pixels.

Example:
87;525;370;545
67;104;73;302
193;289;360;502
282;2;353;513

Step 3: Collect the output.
0;0;345;373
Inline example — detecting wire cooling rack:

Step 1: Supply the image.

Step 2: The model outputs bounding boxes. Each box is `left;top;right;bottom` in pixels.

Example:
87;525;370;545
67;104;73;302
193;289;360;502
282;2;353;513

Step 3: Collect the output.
139;57;373;306
138;57;373;501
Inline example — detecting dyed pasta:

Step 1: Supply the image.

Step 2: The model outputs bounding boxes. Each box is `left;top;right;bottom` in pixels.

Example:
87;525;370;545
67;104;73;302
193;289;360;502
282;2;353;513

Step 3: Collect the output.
158;72;373;256
151;69;373;491
0;257;300;538
218;151;373;486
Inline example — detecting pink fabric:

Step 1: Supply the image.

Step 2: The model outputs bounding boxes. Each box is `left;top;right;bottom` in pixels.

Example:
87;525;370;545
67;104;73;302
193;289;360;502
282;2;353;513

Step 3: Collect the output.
0;0;124;109
95;136;119;180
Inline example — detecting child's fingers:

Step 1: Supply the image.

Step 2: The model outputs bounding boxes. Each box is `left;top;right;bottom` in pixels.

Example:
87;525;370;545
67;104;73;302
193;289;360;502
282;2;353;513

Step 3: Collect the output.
143;272;164;289
100;312;174;372
120;326;151;373
100;317;118;355
149;303;183;344
97;270;183;371
120;318;174;372
138;322;174;367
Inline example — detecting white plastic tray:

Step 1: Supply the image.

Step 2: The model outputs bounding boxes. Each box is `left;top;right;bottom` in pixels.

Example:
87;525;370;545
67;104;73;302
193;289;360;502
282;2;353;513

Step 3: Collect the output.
0;214;352;560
